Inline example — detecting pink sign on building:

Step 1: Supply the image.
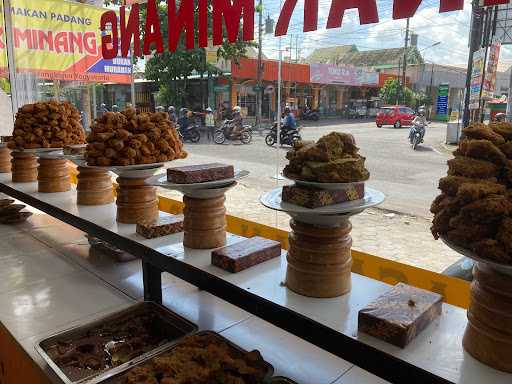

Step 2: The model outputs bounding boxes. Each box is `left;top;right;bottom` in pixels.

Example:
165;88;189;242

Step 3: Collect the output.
310;63;379;87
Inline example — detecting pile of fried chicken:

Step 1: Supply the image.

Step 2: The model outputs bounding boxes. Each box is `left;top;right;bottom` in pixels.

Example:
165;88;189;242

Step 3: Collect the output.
431;122;512;264
283;132;370;183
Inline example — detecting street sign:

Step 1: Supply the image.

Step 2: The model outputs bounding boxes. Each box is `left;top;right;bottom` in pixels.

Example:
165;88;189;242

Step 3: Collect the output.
436;84;450;118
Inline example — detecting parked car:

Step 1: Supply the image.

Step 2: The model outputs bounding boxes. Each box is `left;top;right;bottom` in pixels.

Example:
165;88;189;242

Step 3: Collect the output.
376;106;416;128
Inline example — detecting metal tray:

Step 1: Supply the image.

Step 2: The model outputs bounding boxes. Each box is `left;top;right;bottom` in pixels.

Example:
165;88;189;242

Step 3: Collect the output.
98;331;274;383
36;302;198;384
269;377;298;384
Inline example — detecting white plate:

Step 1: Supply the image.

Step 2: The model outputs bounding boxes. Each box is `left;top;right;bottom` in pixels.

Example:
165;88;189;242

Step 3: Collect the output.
147;170;250;190
441;237;512;276
39;150;66;160
260;187;385;215
284;175;366;190
86;163;164;179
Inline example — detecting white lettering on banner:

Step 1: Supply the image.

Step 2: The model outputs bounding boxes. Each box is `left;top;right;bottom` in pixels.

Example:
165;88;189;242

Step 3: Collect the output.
6;7;92;26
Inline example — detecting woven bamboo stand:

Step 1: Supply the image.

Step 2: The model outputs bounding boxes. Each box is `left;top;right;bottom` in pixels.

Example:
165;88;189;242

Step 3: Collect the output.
11;152;38;182
38;158;71;193
0;146;11;173
286;219;353;298
183;195;227;249
463;263;512;373
76;166;114;206
116;176;158;224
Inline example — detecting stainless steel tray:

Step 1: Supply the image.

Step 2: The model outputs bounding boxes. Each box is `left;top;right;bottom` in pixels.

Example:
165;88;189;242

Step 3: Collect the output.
36;302;198;384
98;331;274;383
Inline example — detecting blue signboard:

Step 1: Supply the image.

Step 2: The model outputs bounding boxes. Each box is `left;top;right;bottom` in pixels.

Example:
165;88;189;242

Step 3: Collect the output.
436;84;449;117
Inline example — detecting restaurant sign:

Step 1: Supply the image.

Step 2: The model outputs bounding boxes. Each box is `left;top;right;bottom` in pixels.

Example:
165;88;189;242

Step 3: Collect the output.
310;63;378;87
103;0;511;60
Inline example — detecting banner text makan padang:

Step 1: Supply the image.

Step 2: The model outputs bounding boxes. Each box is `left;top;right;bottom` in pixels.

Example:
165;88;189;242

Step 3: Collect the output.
101;0;511;60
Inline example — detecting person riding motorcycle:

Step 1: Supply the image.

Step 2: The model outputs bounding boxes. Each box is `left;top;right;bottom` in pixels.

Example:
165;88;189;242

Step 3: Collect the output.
410;107;427;143
496;113;507;122
177;108;192;134
282;107;297;136
155;106;165;112
112;104;120;113
229;106;243;137
168;106;177;123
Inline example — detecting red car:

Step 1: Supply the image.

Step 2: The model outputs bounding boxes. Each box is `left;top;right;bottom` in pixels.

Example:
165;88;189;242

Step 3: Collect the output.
376;106;416;128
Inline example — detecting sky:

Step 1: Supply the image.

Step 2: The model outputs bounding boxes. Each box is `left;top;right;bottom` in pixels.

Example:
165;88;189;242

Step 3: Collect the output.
259;0;512;67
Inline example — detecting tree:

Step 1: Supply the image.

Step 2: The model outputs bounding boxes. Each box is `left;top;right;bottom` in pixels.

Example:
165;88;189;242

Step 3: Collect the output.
105;0;255;107
379;79;415;107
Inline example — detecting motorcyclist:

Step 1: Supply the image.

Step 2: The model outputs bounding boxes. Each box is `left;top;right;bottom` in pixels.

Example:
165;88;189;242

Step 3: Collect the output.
496;113;507;122
112;104;120;112
155;106;165;112
230;106;243;137
99;103;108;116
168;106;177;123
410;107;427;143
282;106;297;136
177;108;191;134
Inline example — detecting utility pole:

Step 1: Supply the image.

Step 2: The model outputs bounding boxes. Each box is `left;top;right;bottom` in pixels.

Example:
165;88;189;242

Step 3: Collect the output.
401;18;410;105
507;69;512;121
463;0;484;128
256;0;264;132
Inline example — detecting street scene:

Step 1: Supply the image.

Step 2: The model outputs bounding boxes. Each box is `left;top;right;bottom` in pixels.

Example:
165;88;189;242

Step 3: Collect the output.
159;119;461;273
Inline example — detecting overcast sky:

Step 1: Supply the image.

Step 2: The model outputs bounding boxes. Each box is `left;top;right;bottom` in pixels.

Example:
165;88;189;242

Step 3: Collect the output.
259;0;512;66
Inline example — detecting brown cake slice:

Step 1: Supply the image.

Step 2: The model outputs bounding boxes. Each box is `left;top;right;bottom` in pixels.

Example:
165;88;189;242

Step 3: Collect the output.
212;237;281;273
167;163;234;184
136;214;184;239
358;283;443;348
282;184;364;208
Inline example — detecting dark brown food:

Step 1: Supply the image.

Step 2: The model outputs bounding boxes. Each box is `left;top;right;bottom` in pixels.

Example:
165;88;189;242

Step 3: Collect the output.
0;198;14;208
490;121;512;140
212;236;281;273
0;211;32;224
457;139;508;165
42;305;193;382
86;109;186;167
463;123;505;145
282;184;364;208
8;101;85;150
447;156;499;179
283;132;369;183
358;283;443;348
136;214;184;239
0;204;25;216
459;196;512;224
167;163;234;184
114;332;270;384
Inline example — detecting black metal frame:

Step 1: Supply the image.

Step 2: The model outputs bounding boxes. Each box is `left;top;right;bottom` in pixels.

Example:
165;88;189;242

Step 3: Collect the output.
0;182;455;384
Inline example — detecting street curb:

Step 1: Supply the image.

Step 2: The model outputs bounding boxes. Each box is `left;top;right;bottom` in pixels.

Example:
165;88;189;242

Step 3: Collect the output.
434;142;457;156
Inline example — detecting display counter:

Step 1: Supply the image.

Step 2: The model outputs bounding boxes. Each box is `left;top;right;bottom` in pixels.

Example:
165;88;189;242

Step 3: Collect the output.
0;173;511;384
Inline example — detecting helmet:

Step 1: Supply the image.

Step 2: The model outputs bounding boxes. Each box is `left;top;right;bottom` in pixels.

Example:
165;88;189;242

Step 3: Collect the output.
156;106;164;112
112;104;119;112
168;106;175;112
180;107;188;115
206;107;213;112
233;106;241;113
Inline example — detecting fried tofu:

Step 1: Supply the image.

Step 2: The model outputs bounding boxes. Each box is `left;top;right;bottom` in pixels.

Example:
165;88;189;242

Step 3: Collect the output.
447;156;499;179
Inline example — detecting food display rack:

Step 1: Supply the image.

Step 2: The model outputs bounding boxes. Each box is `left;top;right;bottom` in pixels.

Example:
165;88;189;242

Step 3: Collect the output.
0;175;510;384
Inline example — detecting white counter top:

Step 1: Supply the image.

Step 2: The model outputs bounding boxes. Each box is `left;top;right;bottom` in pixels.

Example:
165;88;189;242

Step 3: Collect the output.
0;174;510;384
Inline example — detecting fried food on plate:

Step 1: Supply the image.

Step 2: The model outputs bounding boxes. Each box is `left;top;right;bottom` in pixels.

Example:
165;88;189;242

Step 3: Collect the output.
431;208;454;239
497;218;512;254
458;139;508;166
490;122;512;140
462;123;505;146
447;156;499;179
499;142;512;159
459;196;512;224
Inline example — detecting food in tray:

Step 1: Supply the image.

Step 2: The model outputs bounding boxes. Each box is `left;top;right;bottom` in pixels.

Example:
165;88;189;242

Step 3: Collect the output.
167;163;234;184
212;236;281;273
281;183;364;208
86;108;187;167
136;214;184;239
358;283;443;348
42;305;191;382
283;132;370;183
431;122;512;264
115;333;269;384
8;101;86;150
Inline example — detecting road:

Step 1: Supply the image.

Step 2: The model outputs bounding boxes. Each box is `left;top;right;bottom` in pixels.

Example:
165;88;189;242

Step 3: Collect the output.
180;119;451;219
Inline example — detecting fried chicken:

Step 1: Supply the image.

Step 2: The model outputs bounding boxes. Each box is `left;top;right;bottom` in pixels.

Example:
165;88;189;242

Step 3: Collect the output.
472;239;511;264
459;195;512;224
458;139;508;166
447;156;499;179
462;123;505;145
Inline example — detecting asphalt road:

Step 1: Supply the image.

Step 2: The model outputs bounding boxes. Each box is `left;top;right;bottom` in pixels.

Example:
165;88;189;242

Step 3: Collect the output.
180;119;451;218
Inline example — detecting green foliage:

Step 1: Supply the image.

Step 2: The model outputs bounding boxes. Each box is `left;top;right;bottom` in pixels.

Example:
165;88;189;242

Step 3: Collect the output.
379;79;432;108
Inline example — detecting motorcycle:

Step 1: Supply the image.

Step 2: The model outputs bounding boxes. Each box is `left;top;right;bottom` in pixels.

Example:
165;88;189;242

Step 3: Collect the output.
265;123;302;147
178;124;201;143
302;109;320;121
214;120;252;144
409;121;427;150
